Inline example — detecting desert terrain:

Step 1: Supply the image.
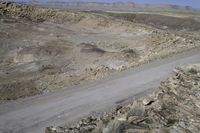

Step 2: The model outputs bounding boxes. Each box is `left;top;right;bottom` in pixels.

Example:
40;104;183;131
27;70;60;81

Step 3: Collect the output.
0;2;200;102
0;1;200;133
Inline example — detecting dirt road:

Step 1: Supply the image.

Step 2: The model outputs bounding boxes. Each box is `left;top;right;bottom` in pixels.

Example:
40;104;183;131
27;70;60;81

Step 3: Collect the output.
0;49;200;133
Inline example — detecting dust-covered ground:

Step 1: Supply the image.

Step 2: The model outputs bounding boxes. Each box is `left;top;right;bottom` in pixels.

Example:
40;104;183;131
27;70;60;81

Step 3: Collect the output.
46;64;200;133
0;2;200;102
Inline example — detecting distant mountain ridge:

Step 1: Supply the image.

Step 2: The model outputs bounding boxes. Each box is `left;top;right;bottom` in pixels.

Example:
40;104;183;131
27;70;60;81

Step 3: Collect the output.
14;0;194;11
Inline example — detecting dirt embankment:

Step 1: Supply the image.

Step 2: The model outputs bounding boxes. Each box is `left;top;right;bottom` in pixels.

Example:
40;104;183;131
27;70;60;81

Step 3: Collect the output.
46;64;200;133
106;13;200;31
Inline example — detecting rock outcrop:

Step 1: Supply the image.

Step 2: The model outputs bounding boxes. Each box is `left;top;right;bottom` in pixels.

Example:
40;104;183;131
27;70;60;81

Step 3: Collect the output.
0;1;83;23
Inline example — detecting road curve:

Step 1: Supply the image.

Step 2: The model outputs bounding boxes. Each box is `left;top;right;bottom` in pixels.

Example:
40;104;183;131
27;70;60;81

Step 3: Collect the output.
0;49;200;133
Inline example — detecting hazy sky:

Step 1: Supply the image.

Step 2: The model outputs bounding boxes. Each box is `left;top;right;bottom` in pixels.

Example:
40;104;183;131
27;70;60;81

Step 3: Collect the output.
12;0;200;8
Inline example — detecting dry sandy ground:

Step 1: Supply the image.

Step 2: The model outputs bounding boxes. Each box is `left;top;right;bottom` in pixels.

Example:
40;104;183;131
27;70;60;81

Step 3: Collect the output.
0;2;200;102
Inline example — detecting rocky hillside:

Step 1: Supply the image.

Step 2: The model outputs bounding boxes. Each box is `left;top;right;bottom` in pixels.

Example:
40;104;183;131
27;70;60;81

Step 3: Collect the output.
0;1;84;22
46;64;200;133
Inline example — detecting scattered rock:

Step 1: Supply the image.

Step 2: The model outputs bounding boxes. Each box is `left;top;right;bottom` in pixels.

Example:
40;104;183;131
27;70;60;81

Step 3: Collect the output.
142;97;154;106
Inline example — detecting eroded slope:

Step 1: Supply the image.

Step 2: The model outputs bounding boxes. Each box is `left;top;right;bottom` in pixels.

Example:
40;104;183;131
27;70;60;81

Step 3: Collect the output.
0;2;200;102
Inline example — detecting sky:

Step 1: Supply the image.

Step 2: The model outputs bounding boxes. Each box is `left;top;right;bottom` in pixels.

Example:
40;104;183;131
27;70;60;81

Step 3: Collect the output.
11;0;200;9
